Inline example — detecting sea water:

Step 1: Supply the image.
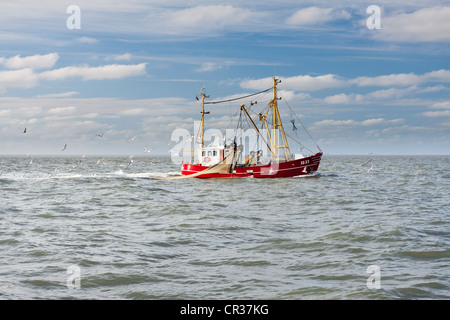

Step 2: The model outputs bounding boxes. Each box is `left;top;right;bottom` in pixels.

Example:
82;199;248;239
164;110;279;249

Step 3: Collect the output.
0;155;448;299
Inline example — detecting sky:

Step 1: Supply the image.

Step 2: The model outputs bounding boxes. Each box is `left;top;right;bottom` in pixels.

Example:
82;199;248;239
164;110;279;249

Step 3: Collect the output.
0;0;449;156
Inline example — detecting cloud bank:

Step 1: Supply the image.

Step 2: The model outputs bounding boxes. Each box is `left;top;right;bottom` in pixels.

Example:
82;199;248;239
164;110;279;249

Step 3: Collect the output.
0;53;147;92
374;6;450;42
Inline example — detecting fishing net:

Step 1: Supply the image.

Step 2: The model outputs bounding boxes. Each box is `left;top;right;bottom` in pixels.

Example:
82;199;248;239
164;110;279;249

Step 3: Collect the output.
152;148;235;180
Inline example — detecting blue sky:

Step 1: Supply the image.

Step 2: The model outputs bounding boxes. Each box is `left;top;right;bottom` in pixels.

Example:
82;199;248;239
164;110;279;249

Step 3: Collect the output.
0;0;449;155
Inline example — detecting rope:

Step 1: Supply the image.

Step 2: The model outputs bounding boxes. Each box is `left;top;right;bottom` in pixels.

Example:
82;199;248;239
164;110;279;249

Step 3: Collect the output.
204;88;271;105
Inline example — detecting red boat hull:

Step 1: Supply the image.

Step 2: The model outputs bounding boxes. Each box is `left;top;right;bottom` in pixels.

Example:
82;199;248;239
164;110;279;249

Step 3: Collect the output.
181;152;322;178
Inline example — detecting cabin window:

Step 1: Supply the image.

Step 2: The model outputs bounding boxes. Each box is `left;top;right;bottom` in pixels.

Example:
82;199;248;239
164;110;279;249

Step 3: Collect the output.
202;151;206;156
208;151;212;156
213;150;217;156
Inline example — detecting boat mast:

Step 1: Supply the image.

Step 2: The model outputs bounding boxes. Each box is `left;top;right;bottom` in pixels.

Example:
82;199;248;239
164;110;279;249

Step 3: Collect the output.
190;89;210;164
270;77;292;161
200;88;210;148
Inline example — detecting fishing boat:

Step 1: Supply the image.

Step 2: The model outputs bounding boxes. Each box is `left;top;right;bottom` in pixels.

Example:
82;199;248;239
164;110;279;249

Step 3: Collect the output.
168;77;322;179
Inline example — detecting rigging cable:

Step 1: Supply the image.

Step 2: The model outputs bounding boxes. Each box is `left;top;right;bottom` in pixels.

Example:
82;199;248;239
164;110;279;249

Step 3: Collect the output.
247;103;314;155
279;93;322;153
204;88;271;105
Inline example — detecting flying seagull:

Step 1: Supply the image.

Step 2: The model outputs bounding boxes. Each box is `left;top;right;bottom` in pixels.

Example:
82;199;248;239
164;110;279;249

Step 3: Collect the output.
61;144;67;151
23;128;27;134
129;136;137;142
144;146;152;153
290;119;297;131
97;133;104;138
126;155;134;167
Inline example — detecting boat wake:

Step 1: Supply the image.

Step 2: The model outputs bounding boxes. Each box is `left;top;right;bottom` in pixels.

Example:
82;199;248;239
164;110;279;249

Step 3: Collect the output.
292;172;321;178
0;170;181;182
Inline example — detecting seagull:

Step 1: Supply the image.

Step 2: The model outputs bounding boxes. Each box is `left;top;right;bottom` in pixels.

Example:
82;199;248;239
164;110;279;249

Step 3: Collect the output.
129;136;137;142
290;119;298;131
97;133;104;138
23;128;27;134
126;155;134;167
367;164;373;173
144;146;152;153
61;144;67;151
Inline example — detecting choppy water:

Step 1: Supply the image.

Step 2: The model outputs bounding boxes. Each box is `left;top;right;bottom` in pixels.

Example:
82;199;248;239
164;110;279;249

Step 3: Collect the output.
0;155;448;300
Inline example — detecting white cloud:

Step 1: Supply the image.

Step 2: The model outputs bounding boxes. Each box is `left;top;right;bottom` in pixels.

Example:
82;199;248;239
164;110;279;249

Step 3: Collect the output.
374;6;450;42
197;62;222;72
324;93;363;104
351;73;422;87
0;95;194;121
284;74;346;91
361;118;387;126
351;70;450;87
120;108;147;116
48;106;77;115
430;101;450;109
1;53;58;70
286;7;332;25
277;90;310;101
154;5;256;34
422;110;450;117
419;85;447;93
243;69;450;94
39;63;147;81
37;91;80;98
0;68;39;92
0;57;147;92
76;37;98;44
314;118;405;127
106;53;132;61
387;119;405;125
286;7;350;26
0;93;202;154
366;86;416;99
0;109;11;117
313;119;356;128
423;100;450;117
424;69;450;82
241;74;346;91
